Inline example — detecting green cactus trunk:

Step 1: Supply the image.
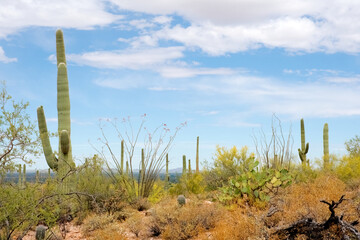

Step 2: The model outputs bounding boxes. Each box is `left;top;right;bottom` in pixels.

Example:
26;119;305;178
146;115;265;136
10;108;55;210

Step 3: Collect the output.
196;136;199;173
298;118;309;169
120;140;124;174
126;161;129;175
188;159;191;173
182;155;186;176
37;29;75;182
36;170;40;183
323;123;329;169
22;164;26;187
165;153;169;183
17;164;22;187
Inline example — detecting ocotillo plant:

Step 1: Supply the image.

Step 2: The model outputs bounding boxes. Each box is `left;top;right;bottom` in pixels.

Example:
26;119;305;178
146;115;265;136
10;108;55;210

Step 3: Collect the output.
165;153;169;183
196;136;199;173
37;29;75;179
182;155;187;175
323;123;329;169
120;140;124;174
298;118;309;168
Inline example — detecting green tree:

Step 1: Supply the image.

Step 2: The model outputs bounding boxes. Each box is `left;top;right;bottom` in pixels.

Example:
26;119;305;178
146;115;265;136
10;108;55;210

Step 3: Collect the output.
345;135;360;157
0;83;39;173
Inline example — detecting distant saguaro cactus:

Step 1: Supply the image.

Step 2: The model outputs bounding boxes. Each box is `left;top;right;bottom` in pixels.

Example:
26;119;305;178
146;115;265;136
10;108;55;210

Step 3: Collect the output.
323;123;329;169
188;159;191;173
196;136;199;173
182;155;186;175
298;118;309;169
37;29;75;179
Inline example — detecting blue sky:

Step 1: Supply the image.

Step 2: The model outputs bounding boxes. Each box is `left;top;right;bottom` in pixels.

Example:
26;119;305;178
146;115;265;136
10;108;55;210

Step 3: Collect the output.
1;0;360;170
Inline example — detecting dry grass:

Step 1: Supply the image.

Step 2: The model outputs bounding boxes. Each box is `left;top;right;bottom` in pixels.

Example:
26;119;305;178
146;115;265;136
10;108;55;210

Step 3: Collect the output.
268;174;360;233
210;208;263;240
148;198;223;240
82;213;116;235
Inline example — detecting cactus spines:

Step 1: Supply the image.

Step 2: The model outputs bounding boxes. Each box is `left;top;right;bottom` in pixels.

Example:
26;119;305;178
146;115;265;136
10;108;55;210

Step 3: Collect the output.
177;195;186;206
196;136;199;173
298;118;309;168
165;153;169;182
182;155;186;175
37;29;75;178
120;140;124;174
323;123;329;168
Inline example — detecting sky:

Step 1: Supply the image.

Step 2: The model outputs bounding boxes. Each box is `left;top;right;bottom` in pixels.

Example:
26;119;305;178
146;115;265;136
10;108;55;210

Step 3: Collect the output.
1;0;360;170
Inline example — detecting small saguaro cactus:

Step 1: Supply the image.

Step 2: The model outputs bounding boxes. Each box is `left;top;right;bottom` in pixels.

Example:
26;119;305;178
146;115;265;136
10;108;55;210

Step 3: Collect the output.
196;136;199;173
37;29;75;179
323;123;329;169
298;118;309;168
126;161;129;175
188;159;191;173
182;155;187;175
177;195;186;206
36;170;40;183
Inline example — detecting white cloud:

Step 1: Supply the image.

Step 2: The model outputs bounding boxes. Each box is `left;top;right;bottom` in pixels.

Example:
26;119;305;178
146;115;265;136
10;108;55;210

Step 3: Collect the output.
68;47;185;69
0;46;17;63
110;0;360;54
0;0;121;38
66;47;236;78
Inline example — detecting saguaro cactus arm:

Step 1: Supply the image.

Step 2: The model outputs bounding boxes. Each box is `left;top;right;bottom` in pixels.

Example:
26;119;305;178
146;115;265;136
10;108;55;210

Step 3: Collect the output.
37;106;58;170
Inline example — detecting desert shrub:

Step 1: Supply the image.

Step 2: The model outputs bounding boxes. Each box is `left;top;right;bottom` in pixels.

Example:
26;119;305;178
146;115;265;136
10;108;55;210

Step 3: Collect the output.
219;158;292;207
203;146;256;190
169;172;205;196
210;208;262;239
333;155;360;187
87;224;127;240
82;213;116;235
126;213;144;237
148;198;223;240
148;180;167;204
131;197;151;211
266;175;351;227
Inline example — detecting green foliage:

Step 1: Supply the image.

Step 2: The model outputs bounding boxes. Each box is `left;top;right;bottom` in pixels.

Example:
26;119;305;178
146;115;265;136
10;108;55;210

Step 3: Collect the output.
203;146;255;190
219;158;292;205
333;155;360;185
148;180;167;204
169;173;205;196
0;82;39;173
345;135;360;157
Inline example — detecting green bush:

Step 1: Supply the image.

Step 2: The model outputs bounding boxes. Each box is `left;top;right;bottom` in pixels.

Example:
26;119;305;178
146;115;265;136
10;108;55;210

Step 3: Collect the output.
203;146;255;190
168;173;205;196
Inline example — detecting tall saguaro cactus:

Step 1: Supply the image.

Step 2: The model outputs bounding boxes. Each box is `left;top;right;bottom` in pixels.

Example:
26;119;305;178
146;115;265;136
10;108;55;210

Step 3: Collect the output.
120;140;124;174
323;123;329;169
298;118;309;168
37;29;75;178
196;136;199;173
182;155;186;175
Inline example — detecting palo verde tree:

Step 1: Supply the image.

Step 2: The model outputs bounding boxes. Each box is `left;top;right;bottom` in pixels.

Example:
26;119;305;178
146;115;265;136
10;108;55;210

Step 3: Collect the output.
0;82;39;174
